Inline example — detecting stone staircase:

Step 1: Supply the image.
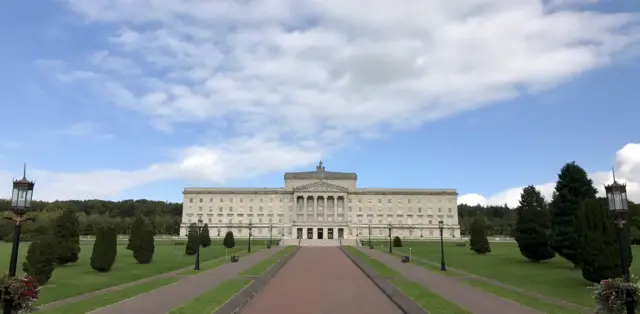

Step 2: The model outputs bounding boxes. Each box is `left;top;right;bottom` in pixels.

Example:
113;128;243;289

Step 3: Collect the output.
301;239;341;246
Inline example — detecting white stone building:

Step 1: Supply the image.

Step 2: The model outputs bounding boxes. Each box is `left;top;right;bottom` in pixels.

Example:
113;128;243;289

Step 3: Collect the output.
180;162;460;240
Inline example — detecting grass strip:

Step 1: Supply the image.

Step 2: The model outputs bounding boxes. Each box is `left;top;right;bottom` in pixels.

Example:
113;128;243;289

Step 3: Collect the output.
40;277;179;314
177;248;255;276
462;279;585;314
391;278;470;314
168;278;252;314
380;248;467;278
344;247;400;277
239;246;296;276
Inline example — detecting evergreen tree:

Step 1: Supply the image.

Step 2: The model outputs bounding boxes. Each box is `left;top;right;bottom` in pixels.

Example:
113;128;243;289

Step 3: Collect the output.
185;223;199;256
22;235;57;285
515;186;555;262
393;236;403;247
53;208;81;265
90;226;118;272
127;216;145;250
223;231;235;249
549;162;598;267
469;216;491;254
577;199;622;282
132;226;155;264
200;224;211;248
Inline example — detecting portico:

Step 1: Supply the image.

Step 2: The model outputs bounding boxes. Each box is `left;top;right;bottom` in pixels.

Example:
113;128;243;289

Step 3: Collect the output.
297;226;347;239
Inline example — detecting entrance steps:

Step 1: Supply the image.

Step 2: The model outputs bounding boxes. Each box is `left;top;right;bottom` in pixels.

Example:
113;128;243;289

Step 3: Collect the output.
280;238;301;246
300;239;341;247
340;238;358;246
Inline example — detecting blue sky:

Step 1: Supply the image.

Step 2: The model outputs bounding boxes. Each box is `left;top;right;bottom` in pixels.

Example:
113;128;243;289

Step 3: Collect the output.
0;0;639;206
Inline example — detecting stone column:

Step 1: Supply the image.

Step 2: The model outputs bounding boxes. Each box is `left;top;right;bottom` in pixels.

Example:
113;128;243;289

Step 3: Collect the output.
335;196;340;222
313;196;318;222
324;196;328;222
293;196;298;222
303;196;307;222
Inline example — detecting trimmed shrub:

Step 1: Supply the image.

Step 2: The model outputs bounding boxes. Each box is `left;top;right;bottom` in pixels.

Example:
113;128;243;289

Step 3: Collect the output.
53;208;81;265
22;235;57;285
132;226;155;264
223;231;235;249
393;236;402;247
90;226;117;272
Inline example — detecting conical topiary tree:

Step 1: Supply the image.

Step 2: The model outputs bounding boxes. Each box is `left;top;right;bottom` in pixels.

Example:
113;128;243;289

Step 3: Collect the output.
469;216;491;254
90;226;118;272
201;224;211;248
132;226;155;264
223;231;235;259
53;208;81;265
515;186;555;262
185;223;199;256
22;235;57;285
577;199;622;282
393;236;403;247
127;216;145;250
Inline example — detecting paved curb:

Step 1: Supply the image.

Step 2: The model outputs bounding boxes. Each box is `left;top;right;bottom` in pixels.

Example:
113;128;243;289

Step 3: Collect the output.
341;247;428;314
213;247;300;314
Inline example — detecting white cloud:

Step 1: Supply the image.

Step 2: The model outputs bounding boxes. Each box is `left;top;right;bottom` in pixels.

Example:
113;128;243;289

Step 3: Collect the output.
0;136;321;201
458;143;640;207
13;0;639;200
57;121;115;140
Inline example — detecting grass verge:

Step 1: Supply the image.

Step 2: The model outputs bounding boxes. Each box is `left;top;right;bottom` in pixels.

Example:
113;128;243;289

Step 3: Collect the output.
391;278;470;314
168;278;252;314
239;246;296;276
344;247;400;277
462;279;585;314
177;248;257;276
39;277;179;314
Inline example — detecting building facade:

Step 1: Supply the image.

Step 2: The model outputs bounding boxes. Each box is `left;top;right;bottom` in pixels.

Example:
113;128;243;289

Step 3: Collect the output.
180;162;461;239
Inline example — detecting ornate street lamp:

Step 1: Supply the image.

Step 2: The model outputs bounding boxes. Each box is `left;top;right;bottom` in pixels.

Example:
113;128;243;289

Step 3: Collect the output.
438;220;447;271
368;224;373;249
388;224;393;253
605;171;634;314
248;222;252;253
3;164;35;314
268;224;273;248
194;219;203;271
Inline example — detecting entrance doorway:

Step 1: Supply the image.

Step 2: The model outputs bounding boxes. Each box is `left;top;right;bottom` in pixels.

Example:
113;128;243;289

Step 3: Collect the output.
338;228;344;239
297;228;303;239
328;228;334;239
317;228;324;239
307;228;313;239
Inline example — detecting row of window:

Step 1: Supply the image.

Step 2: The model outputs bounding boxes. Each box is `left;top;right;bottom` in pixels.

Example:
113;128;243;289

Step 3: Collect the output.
189;205;455;215
188;196;456;205
185;217;454;225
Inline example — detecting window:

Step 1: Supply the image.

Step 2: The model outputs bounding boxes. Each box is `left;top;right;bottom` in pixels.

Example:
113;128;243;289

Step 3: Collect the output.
249;206;253;212
438;208;442;213
378;199;381;203
259;206;263;212
198;206;202;212
388;199;391;203
229;206;233;212
199;198;203;203
260;198;263;203
189;198;193;203
220;198;224;202
208;218;212;223
240;198;243;203
418;207;422;213
219;206;223;212
209;198;213;202
408;199;411;204
448;208;452;213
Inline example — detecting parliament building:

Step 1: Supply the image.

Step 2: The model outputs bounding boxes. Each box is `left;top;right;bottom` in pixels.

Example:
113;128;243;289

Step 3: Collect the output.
180;162;460;240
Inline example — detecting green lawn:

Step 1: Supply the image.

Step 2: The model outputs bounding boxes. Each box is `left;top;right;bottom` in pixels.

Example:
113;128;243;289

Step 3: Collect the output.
239;246;296;276
39;277;179;314
388;240;627;307
168;278;252;314
391;278;470;314
0;240;252;305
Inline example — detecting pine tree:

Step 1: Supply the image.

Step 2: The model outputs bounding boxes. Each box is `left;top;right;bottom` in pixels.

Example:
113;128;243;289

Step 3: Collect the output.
223;231;235;249
185;223;199;256
577;199;622;282
53;208;81;265
127;216;145;250
22;235;57;285
549;162;598;267
393;236;403;247
201;224;211;248
469;216;491;254
132;225;155;264
90;226;118;272
515;186;555;262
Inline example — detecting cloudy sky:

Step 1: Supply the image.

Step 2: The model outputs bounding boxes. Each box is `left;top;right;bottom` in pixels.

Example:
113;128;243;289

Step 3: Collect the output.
0;0;639;207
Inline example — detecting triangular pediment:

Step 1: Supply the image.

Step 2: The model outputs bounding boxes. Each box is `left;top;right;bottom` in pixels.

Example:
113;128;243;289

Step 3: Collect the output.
294;181;348;193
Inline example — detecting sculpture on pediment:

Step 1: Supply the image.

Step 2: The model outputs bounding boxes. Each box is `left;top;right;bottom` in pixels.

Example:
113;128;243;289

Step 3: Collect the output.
316;160;325;172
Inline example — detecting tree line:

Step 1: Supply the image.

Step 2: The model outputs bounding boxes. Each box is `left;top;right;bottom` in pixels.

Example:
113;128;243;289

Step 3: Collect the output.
0;199;182;242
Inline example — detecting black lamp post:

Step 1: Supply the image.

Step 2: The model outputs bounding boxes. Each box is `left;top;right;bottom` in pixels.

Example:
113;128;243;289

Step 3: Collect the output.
388;224;392;253
605;173;634;314
248;222;252;253
3;164;35;314
368;224;373;249
438;220;447;271
268;224;272;248
194;219;203;271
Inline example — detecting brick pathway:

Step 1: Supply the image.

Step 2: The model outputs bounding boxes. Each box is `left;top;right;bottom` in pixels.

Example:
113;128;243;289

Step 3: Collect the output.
89;247;284;314
358;247;542;314
240;247;403;314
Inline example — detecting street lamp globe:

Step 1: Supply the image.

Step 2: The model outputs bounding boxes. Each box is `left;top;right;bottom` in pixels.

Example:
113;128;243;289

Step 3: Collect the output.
438;220;444;230
11;164;35;216
605;179;629;227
